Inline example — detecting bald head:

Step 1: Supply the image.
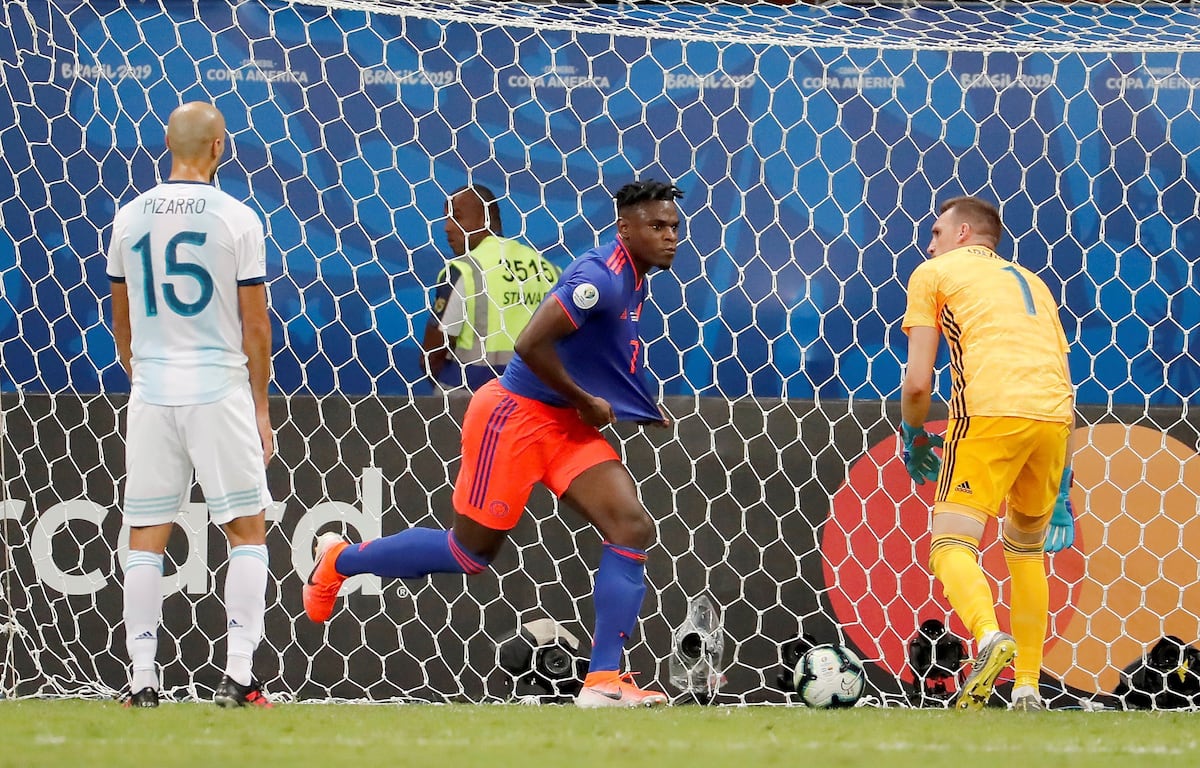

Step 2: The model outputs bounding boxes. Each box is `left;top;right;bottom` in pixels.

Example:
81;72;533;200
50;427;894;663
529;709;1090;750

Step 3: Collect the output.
444;185;502;255
166;102;226;181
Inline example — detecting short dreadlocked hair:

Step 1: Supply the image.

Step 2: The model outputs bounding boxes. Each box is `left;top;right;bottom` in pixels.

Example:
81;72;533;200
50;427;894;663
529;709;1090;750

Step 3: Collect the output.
613;179;684;213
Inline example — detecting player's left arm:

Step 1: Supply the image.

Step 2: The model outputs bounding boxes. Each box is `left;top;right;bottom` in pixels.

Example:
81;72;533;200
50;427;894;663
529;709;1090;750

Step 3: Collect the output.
237;218;274;466
240;282;273;466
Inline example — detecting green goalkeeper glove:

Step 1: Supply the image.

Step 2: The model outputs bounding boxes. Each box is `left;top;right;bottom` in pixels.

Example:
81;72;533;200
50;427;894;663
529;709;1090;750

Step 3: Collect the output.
1045;467;1075;553
901;422;943;486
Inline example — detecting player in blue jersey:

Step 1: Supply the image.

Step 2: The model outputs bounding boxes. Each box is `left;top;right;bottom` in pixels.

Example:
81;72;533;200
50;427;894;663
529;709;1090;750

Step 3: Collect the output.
108;102;274;708
304;179;682;707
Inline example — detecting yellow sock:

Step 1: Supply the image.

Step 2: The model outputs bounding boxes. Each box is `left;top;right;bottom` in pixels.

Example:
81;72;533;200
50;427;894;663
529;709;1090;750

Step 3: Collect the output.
928;534;999;643
1004;537;1048;689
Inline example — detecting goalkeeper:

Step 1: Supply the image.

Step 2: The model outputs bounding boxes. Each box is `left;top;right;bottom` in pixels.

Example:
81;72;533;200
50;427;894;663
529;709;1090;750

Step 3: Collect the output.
900;196;1075;712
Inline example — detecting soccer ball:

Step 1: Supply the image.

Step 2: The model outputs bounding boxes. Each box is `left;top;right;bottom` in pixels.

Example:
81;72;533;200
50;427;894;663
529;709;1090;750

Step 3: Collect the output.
793;643;866;708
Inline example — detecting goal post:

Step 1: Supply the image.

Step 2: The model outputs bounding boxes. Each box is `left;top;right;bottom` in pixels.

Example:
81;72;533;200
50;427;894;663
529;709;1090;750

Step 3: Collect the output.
1;0;1198;707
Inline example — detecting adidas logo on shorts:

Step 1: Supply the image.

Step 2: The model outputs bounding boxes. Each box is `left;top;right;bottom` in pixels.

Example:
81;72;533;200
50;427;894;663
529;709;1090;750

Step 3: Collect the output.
954;480;973;494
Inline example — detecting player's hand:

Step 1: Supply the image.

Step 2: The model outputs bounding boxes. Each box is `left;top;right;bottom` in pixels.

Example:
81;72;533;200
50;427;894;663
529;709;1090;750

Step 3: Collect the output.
1045;467;1075;553
576;395;616;428
900;423;943;485
257;411;275;466
639;405;671;429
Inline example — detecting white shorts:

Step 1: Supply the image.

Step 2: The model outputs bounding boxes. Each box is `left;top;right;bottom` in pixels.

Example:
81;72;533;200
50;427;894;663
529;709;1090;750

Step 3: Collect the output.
123;384;271;527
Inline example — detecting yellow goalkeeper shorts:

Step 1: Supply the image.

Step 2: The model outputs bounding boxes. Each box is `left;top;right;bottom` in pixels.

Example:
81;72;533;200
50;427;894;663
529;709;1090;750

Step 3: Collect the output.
935;416;1070;519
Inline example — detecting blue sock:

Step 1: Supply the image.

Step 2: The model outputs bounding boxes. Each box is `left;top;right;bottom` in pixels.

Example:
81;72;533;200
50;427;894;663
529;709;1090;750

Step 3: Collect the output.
587;542;648;674
334;528;487;579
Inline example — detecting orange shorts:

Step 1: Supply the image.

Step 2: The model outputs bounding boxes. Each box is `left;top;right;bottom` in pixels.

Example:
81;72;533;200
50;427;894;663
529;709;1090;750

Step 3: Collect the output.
452;380;620;530
936;415;1071;520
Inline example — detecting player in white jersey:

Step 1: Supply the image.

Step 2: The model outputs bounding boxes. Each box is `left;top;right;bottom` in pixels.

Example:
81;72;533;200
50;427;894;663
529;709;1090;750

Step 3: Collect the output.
107;102;274;708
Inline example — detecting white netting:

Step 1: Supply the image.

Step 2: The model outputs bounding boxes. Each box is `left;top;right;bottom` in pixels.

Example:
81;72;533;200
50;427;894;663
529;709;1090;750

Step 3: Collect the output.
294;0;1200;52
1;0;1198;708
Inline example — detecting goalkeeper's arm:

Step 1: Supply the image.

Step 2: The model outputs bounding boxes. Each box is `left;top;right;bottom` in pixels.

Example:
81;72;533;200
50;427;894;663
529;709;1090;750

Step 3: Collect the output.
900;326;943;484
900;326;939;431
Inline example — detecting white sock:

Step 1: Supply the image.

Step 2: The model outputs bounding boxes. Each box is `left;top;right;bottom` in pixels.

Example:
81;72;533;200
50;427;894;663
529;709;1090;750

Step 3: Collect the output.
978;629;1000;652
1011;684;1039;701
224;544;269;687
123;551;164;691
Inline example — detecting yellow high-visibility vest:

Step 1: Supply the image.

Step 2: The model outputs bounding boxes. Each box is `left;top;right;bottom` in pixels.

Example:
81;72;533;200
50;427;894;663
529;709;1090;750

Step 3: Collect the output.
439;236;561;366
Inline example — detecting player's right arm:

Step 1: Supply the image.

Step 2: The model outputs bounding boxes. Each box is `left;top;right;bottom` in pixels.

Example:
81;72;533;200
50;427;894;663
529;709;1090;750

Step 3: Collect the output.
901;326;939;428
105;213;132;378
900;263;941;430
898;264;946;484
514;298;613;427
111;281;132;378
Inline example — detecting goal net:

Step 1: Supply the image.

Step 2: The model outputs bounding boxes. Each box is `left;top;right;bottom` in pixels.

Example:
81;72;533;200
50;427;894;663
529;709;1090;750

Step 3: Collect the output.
2;0;1199;708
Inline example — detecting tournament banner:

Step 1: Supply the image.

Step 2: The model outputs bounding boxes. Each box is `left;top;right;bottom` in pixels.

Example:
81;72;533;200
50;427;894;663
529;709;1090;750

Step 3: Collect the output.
0;1;1196;405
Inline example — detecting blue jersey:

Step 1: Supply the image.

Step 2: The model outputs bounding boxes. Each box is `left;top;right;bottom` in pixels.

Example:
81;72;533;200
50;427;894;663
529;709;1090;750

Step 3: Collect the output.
500;239;660;422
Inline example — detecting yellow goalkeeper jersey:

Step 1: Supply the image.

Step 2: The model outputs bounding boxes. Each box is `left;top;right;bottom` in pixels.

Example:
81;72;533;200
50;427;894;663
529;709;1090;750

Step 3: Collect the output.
902;245;1073;422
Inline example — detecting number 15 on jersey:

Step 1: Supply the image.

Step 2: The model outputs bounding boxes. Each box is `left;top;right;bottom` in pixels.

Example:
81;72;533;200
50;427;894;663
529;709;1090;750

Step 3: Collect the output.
131;230;214;317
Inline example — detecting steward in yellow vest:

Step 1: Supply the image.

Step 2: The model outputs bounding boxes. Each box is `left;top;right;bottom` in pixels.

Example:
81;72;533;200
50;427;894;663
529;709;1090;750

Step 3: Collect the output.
422;185;560;389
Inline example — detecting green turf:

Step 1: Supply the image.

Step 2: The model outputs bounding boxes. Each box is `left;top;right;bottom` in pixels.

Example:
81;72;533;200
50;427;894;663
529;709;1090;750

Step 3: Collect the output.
1;700;1197;768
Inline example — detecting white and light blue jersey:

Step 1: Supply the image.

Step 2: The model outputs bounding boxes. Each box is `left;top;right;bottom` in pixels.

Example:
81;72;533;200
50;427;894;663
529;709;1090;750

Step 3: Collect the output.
106;181;267;406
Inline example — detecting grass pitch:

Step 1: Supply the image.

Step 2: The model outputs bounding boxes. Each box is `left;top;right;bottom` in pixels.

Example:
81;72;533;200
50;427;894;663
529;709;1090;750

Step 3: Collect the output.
2;700;1197;768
